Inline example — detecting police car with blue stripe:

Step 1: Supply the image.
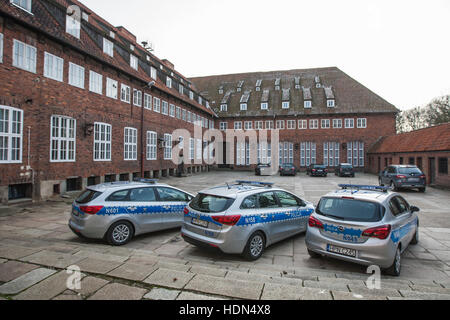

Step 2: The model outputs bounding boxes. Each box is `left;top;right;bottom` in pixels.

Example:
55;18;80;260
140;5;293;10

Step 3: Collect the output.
305;184;420;276
69;179;194;246
181;181;314;260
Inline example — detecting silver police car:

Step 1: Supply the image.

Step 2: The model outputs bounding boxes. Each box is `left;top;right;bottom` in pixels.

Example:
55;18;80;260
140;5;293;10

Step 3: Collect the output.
69;179;194;246
305;184;420;276
181;181;315;260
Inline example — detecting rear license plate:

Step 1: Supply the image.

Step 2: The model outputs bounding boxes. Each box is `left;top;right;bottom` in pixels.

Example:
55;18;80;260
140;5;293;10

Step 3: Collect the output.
192;218;209;228
408;178;419;182
327;244;356;257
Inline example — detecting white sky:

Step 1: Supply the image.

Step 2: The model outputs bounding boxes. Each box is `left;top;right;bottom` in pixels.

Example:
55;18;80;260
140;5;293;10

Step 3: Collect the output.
80;0;450;110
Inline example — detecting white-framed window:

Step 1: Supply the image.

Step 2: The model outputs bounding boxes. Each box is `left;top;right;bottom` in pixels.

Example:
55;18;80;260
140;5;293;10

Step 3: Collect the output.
287;120;296;130
357;118;367;128
304;100;312;109
240;103;247;111
182;109;187;121
234;121;242;130
189;138;195;160
282;101;290;109
130;54;138;70
176;106;181;119
298;120;307;130
11;0;32;13
279;142;294;165
321;119;330;129
89;71;103;95
93;122;111;161
196;138;202;160
244;121;252;130
12;39;36;73
327;100;336;108
265;120;274;130
179;84;184;95
220;104;227;112
50;116;76;162
120;84;131;103
333;119;343;129
161;101;169;115
68;62;85;89
150;66;157;79
106;78;118;99
124;127;137;160
0;33;3;63
257;142;271;165
276;120;285;130
345;118;355;128
169;104;175;117
66;8;80;39
164;134;172;160
144;94;152;110
189;91;194;100
323;142;340;167
220;122;228;131
261;102;268;110
347;141;364;167
255;121;263;130
44;52;64;82
166;77;172;88
130;44;135;51
300;142;316;167
153;97;161;113
0;106;23;163
133;89;142;107
309;119;319;129
103;37;114;57
236;142;250;166
187;111;192;123
146;131;157;160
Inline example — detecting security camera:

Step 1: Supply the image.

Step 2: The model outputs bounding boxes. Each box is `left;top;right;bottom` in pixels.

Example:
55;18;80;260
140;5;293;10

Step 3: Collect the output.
147;81;155;88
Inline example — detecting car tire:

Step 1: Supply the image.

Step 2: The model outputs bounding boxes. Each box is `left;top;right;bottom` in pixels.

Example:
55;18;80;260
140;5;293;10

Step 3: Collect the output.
307;249;321;259
390;181;397;191
385;247;401;276
106;221;134;246
410;225;419;245
419;187;426;193
242;231;266;261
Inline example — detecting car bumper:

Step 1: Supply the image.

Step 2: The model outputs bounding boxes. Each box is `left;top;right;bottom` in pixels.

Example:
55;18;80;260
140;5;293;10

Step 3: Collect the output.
68;216;108;239
305;227;396;269
396;181;426;189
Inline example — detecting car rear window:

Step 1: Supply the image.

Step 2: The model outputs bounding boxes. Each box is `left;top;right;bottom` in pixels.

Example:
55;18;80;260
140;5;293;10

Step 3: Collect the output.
75;189;102;204
317;197;383;222
314;165;326;168
341;165;353;169
190;193;235;213
399;167;422;174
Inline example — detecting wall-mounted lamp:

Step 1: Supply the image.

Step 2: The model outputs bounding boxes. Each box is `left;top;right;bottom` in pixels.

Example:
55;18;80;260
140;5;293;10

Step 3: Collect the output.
84;123;95;137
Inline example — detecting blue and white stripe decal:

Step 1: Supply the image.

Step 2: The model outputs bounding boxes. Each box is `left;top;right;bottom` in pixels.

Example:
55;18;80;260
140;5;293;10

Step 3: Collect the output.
236;208;314;227
391;218;418;243
73;204;186;216
323;224;363;237
184;210;222;226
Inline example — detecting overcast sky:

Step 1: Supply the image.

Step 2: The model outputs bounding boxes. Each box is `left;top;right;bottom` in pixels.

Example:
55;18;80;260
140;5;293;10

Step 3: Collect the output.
80;0;450;110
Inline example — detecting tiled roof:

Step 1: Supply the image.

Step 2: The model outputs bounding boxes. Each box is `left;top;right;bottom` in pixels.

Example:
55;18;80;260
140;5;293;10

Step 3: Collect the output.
189;67;399;117
368;123;450;154
0;0;215;116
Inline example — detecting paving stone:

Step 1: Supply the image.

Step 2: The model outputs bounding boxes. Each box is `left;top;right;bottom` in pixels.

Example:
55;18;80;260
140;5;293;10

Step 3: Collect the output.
409;285;450;295
107;262;157;281
0;268;56;295
188;265;227;277
185;274;263;300
52;294;83;300
304;280;350;292
14;271;72;300
76;276;109;297
76;258;124;275
143;288;180;300
143;268;195;289
399;290;450;300
226;270;303;287
332;291;387;300
20;250;85;269
0;261;38;282
177;291;227;300
318;277;365;286
154;261;190;272
126;255;159;266
348;285;401;297
88;283;147;300
261;282;332;300
73;250;128;263
0;246;42;260
0;258;7;264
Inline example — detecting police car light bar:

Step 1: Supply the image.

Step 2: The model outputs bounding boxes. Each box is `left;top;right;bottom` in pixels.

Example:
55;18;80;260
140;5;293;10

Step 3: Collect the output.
338;184;391;192
235;181;274;187
133;178;158;184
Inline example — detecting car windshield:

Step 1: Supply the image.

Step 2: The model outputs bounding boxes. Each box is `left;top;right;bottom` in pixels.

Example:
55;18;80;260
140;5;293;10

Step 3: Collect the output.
282;164;294;168
314;165;326;169
399;167;422;174
316;197;383;222
189;193;235;213
75;189;102;204
341;165;353;169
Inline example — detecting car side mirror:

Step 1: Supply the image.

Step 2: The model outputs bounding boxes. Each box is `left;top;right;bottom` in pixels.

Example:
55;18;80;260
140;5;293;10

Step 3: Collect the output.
410;206;420;213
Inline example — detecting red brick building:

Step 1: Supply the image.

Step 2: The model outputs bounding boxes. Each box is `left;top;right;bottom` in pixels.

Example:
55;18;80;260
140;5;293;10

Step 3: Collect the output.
190;68;399;170
0;0;216;203
367;123;450;188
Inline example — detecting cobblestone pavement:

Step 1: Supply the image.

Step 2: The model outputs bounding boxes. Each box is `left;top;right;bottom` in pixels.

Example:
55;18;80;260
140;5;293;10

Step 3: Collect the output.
1;171;450;300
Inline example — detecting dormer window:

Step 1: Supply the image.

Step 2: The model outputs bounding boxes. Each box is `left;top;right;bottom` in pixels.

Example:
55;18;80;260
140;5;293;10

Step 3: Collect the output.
256;79;262;91
240;103;247;111
220;104;227;112
327;99;335;108
11;0;32;13
275;78;281;91
189;91;194;100
166;77;172;88
109;31;115;39
261;102;268;110
237;80;244;92
82;12;89;22
179;84;184;95
218;87;223;94
198;96;202;105
130;44;135;51
294;76;301;89
103;38;114;57
66;5;81;39
130;54;138;70
150;66;157;79
282;102;290;109
304;101;312;109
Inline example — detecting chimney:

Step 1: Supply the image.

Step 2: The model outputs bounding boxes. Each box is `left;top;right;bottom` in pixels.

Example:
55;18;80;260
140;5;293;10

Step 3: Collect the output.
162;59;174;70
115;26;136;43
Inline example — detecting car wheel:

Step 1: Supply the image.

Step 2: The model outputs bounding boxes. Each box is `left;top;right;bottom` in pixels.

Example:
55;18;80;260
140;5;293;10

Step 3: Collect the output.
385;247;401;276
390;181;397;191
419;187;426;193
410;225;419;245
307;249;321;259
242;231;265;261
106;221;134;246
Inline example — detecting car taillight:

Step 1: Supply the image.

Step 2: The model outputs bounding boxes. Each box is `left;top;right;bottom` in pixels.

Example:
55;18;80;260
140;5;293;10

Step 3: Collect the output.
312;169;316;172
212;215;241;226
183;207;189;215
79;206;104;215
419;175;426;179
308;216;324;229
396;175;407;179
362;225;391;240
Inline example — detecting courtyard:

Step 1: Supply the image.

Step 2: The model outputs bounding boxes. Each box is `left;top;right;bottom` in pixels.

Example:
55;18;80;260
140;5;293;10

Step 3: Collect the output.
1;170;450;300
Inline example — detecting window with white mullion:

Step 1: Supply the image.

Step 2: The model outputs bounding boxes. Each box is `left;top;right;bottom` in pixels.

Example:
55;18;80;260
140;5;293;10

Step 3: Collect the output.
347;141;364;167
0;33;4;64
93;123;111;161
146;131;157;160
133;89;142;107
66;7;80;39
44;52;64;82
120;84;131;103
162;101;168;115
164;134;172;160
144;94;152;110
89;71;103;94
189;138;194;160
279;142;293;165
68;62;85;89
103;37;114;57
323;142;339;167
196;138;202;161
13;39;36;73
124;127;137;160
300;142;316;167
0;106;23;163
50;116;76;162
106;78;118;99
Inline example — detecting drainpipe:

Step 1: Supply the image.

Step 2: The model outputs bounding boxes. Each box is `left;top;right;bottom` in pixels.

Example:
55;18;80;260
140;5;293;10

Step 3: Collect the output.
141;81;155;178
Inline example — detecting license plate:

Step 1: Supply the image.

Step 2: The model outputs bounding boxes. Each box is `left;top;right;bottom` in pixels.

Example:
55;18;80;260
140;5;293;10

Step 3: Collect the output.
192;218;209;228
408;178;419;182
327;244;356;257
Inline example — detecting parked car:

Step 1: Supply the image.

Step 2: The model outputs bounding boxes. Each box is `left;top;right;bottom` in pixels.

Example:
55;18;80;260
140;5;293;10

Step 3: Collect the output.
181;181;314;260
307;164;328;177
335;163;355;177
279;163;297;176
379;165;426;192
255;163;271;176
69;179;194;245
305;184;420;276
